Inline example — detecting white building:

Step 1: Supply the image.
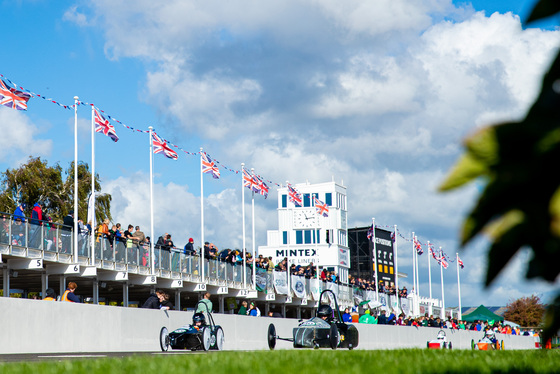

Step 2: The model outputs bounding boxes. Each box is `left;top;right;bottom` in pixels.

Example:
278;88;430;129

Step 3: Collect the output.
258;181;350;282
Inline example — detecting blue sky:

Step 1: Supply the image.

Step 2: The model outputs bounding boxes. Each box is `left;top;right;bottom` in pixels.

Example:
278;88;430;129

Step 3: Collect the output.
1;0;559;307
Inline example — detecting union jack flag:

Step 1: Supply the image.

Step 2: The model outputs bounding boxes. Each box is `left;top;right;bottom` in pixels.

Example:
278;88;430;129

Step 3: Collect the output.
242;169;258;192
414;238;423;255
288;185;302;206
313;196;328;217
439;254;449;269
0;80;31;110
367;224;374;242
94;108;119;142
152;132;178;160
458;256;464;269
256;175;269;198
429;244;437;260
201;152;220;179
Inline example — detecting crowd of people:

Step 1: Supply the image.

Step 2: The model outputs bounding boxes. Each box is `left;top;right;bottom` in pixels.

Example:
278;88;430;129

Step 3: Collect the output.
345;308;539;336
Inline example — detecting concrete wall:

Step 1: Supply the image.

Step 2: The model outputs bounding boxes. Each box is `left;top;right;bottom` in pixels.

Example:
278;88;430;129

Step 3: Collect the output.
0;297;536;354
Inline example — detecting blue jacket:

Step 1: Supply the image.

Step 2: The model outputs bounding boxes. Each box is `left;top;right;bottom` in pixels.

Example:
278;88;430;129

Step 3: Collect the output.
13;206;25;222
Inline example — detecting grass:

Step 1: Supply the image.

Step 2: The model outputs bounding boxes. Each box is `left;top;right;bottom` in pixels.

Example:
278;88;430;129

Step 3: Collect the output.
0;349;559;374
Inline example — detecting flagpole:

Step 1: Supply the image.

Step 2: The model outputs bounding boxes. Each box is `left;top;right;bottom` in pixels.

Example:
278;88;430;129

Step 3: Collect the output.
251;168;256;289
394;224;399;313
372;218;379;302
241;163;246;289
439;247;445;320
148;127;155;275
415;236;420;299
200;148;205;283
90;106;96;259
427;240;432;316
411;232;416;297
456;253;462;320
285;181;291;294
73;96;79;261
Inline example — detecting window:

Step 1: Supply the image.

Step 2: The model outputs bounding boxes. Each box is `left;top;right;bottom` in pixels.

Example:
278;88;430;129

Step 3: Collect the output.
282;231;288;245
304;230;312;243
303;193;310;207
325;193;332;206
296;231;303;244
281;194;287;208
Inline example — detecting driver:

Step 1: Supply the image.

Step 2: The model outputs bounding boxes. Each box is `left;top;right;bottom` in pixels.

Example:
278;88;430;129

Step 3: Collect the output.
192;312;206;330
481;329;497;344
317;304;333;322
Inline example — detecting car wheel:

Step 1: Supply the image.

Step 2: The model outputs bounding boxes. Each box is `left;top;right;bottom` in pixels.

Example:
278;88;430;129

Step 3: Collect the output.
329;324;339;350
159;327;170;352
215;327;225;351
427;341;430;348
448;342;452;350
500;340;504;350
202;326;212;351
267;324;277;350
471;339;475;350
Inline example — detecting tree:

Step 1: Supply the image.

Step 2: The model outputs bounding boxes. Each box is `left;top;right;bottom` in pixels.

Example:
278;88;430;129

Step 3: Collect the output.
439;1;560;343
0;157;112;224
503;295;546;327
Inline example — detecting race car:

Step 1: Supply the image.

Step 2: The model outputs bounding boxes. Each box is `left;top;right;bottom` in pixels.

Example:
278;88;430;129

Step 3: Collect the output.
472;330;503;351
159;301;224;351
427;330;452;349
267;289;359;350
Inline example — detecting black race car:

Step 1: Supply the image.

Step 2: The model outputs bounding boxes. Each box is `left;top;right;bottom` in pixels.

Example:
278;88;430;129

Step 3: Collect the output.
267;289;359;350
159;301;224;351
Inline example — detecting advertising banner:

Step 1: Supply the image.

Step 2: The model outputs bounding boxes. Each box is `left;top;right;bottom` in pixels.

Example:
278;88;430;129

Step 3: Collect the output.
273;271;289;295
291;275;306;298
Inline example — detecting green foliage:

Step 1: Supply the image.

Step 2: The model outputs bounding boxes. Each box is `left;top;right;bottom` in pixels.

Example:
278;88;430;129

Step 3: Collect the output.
0;350;560;374
503;295;546;327
439;0;560;344
0;157;112;223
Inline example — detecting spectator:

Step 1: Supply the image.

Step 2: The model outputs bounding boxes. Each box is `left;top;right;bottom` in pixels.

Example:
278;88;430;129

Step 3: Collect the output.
44;217;55;252
13;202;26;222
387;309;396;325
61;281;80;302
219;248;231;262
184;237;195;255
342;308;352;323
399;287;408;298
378;310;388;324
396;313;405;326
195;292;213;313
268;310;283;318
238;300;248;315
61;210;74;254
11;218;25;246
132;225;145;244
29;202;43;248
43;288;56;301
359;309;377;324
248;301;261;317
159;292;174;310
142;290;164;309
78;219;88;256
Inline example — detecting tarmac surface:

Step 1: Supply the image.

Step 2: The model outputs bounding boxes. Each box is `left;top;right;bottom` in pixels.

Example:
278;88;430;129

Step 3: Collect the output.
0;351;209;363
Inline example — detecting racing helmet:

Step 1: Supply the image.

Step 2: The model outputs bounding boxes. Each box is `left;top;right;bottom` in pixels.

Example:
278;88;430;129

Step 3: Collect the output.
317;304;333;319
485;329;495;339
192;312;206;325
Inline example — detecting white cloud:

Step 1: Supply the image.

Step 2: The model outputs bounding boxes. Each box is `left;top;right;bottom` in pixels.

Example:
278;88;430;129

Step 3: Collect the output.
0;107;52;165
67;1;560;306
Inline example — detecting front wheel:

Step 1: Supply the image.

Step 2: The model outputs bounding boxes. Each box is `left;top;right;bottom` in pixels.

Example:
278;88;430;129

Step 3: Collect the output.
267;324;277;350
448;342;452;350
159;327;170;352
500;340;504;350
215;327;225;350
202;326;212;351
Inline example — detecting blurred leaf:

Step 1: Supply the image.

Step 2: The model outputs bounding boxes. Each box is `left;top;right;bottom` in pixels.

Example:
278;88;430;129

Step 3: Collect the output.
543;294;560;346
484;219;525;286
438;153;487;191
526;0;560;25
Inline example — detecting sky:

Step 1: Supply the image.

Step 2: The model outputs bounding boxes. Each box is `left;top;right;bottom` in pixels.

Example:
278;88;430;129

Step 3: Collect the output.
1;0;559;308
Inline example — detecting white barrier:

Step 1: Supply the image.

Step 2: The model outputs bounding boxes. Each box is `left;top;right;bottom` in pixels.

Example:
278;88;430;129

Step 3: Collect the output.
0;297;536;353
